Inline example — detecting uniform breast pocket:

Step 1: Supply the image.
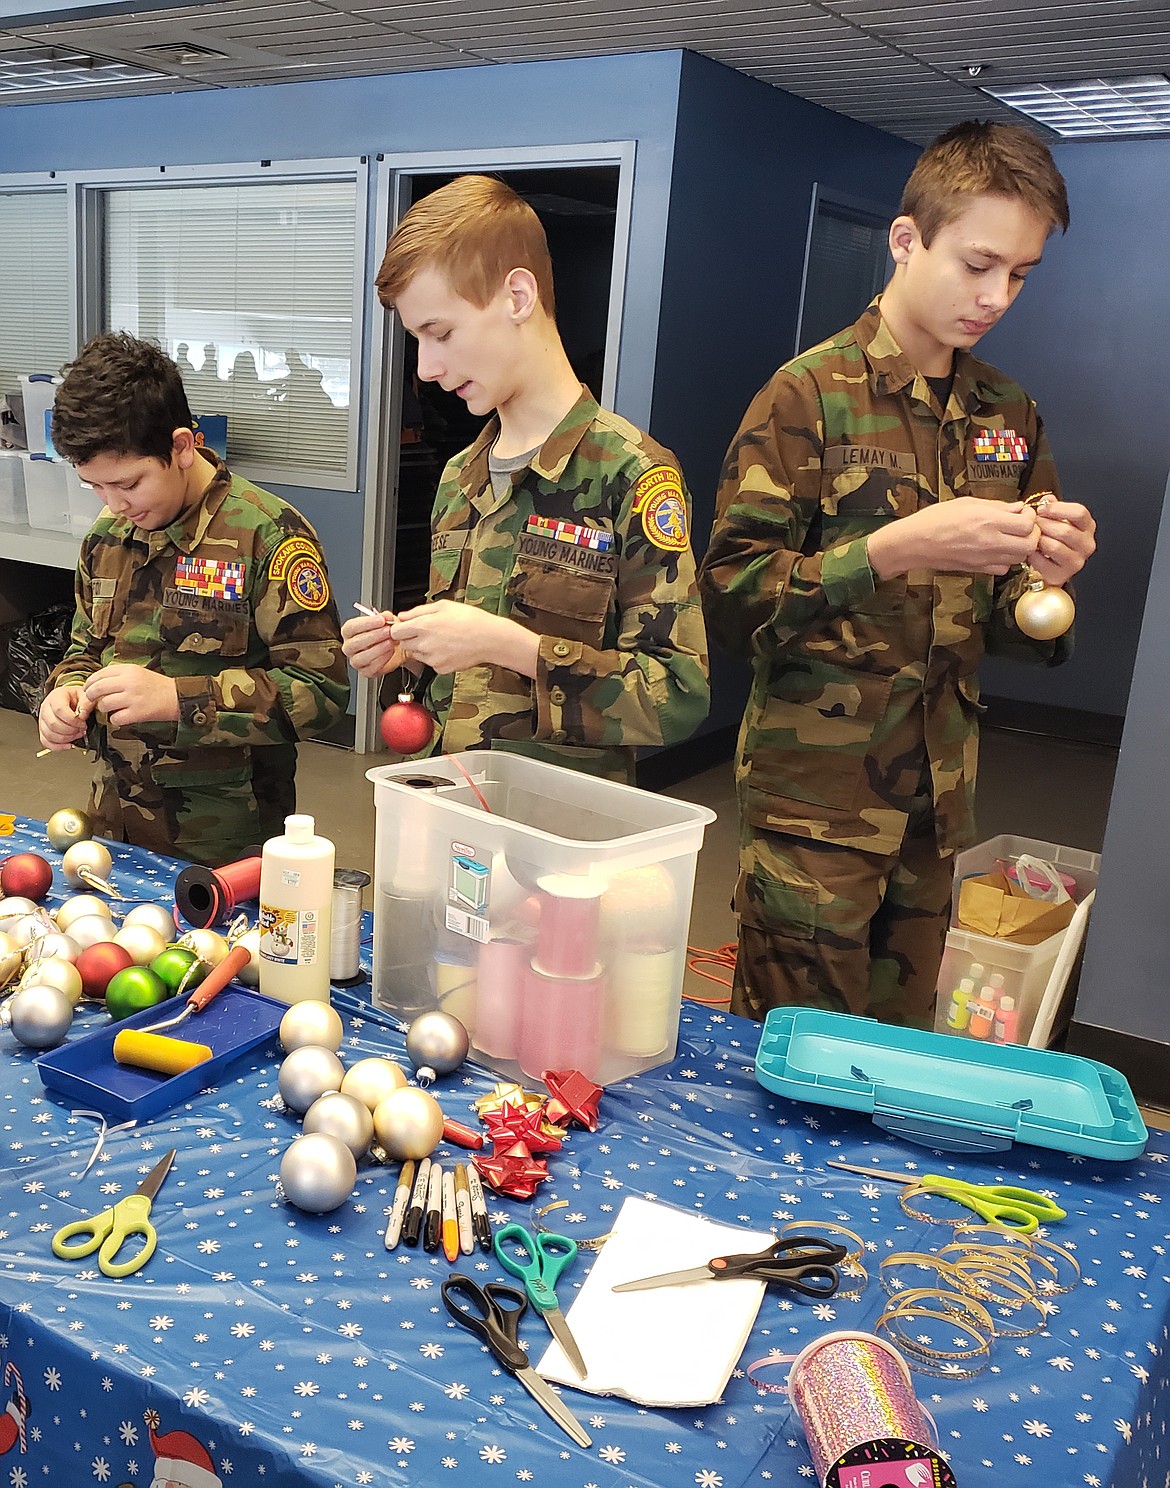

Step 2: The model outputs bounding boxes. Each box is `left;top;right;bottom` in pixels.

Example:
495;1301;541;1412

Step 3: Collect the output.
506;559;614;646
159;606;250;658
429;546;463;600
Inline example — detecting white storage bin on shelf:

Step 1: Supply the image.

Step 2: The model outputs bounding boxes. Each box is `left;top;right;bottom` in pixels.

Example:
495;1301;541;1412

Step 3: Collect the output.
64;465;103;536
18;373;56;456
934;833;1100;1048
21;453;69;532
366;751;716;1085
0;452;27;525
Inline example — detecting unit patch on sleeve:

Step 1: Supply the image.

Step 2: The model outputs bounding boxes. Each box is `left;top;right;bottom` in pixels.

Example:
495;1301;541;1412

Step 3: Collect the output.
268;535;321;581
631;466;689;551
176;555;246;601
973;428;1029;463
287;553;330;611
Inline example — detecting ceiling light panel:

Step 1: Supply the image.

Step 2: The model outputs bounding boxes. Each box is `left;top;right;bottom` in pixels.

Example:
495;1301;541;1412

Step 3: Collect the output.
982;73;1170;135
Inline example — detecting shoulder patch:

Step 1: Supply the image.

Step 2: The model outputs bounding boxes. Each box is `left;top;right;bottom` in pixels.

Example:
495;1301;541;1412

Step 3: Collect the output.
630;463;682;514
633;466;689;552
269;535;320;581
287;553;330;612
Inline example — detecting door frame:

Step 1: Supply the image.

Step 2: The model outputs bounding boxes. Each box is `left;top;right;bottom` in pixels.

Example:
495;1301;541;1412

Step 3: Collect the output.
356;141;637;754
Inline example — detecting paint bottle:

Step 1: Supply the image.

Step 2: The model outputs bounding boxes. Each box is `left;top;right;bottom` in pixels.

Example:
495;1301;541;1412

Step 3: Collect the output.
944;977;976;1033
968;986;997;1040
988;972;1006;999
993;995;1019;1045
258;814;335;1003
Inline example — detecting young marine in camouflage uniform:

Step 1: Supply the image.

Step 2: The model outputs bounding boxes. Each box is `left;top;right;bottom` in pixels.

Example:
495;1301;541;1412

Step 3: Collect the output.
343;176;709;781
699;122;1097;1027
38;334;349;865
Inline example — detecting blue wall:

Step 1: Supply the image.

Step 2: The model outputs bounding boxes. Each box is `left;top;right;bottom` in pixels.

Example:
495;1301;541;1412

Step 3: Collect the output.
1;51;686;642
651;51;920;735
977;137;1170;721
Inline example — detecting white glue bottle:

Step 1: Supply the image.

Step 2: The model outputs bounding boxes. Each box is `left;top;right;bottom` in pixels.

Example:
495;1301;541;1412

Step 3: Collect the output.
258;814;335;1003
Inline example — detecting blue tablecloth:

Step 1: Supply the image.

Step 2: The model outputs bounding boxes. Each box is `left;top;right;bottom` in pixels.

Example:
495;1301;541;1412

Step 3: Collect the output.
1;818;1169;1488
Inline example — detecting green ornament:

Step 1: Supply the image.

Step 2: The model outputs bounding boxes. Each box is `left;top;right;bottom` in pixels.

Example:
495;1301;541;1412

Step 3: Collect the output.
149;945;205;998
105;965;167;1022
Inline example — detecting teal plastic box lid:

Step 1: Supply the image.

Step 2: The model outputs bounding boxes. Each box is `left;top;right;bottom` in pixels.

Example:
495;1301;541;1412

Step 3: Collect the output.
754;1008;1147;1160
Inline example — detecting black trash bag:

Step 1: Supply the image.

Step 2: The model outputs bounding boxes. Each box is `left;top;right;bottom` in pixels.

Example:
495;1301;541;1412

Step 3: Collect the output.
3;603;74;716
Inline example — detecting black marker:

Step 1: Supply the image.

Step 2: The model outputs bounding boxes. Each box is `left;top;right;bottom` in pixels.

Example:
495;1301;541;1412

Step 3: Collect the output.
422;1160;444;1253
465;1163;493;1252
401;1156;431;1247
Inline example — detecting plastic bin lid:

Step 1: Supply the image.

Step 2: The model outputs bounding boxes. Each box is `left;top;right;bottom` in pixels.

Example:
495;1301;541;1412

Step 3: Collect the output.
754;1008;1147;1160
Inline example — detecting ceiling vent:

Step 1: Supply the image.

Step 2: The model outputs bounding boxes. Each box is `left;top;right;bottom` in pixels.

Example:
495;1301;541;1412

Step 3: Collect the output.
140;42;229;66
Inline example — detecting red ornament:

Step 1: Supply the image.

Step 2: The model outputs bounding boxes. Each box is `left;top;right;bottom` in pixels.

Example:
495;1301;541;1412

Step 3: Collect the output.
75;941;135;1001
379;694;435;755
543;1069;604;1132
1;852;53;902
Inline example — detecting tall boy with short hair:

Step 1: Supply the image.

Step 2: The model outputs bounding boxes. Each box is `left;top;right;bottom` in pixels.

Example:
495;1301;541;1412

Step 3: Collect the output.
39;332;349;865
699;121;1096;1026
342;174;709;781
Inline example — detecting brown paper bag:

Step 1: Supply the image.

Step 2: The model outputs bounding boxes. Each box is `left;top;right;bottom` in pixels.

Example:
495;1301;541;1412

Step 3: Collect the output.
957;869;1076;944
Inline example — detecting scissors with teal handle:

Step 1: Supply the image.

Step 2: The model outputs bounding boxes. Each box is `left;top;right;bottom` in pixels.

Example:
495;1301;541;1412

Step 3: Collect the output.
493;1223;587;1378
52;1149;176;1277
828;1161;1065;1235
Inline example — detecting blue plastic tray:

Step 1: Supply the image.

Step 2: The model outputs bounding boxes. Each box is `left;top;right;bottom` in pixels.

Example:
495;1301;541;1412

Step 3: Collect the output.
754;1008;1147;1159
36;987;286;1123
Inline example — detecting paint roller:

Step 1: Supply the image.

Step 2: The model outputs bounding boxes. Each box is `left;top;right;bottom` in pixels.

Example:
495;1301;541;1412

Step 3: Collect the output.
112;942;252;1076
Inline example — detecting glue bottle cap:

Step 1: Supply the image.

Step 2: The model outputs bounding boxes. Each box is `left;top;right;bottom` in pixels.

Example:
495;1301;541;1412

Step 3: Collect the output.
285;814;315;844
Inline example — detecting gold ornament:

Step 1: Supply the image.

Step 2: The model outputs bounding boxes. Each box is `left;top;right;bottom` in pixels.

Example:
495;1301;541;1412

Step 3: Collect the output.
46;808;93;853
1014;570;1076;641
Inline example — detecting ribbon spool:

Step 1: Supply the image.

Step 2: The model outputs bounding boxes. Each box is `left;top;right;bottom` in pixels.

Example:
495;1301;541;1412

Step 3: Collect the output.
788;1331;956;1488
175;856;263;929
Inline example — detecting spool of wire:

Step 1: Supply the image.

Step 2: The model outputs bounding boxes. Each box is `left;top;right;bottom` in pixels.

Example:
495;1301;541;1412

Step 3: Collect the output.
788;1331;957;1486
330;868;370;983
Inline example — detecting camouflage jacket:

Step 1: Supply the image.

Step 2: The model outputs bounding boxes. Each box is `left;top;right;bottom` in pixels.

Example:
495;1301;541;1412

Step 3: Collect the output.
421;388;709;781
699;300;1071;856
47;453;349;864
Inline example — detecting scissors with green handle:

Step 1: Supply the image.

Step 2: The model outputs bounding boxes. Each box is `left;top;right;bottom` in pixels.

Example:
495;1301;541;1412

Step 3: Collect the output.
52;1149;176;1277
827;1160;1065;1235
493;1223;587;1378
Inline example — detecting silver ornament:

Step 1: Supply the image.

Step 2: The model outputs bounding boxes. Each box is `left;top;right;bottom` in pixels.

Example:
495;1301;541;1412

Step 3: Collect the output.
340;1056;407;1112
8;913;51;951
372;1086;445;1161
0;897;40;926
0;930;21;989
179;928;229;968
8;983;74;1049
65;913;119;951
303;1091;374;1159
122;903;178;941
405;1010;470;1086
23;930;79;965
55;894;113;931
277;1044;345;1114
46;807;93;852
279;1132;356;1213
279;999;343;1054
113;923;169;967
20;956;83;1007
235;928;261;988
62;840;114;890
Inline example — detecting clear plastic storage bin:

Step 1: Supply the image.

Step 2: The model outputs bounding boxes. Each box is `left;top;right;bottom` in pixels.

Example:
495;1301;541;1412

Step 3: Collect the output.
0;453;26;525
64;465;102;536
934;834;1100;1048
366;752;716;1085
22;453;69;531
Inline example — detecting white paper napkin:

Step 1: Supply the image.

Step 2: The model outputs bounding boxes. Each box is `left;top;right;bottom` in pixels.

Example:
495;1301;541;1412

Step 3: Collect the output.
536;1195;773;1406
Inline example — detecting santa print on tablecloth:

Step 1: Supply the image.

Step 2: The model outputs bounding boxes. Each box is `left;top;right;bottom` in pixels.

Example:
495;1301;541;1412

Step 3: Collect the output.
0;1362;29;1457
144;1409;221;1488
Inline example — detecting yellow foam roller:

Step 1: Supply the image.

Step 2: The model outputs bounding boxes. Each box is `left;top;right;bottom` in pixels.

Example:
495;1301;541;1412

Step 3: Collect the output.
112;1028;213;1075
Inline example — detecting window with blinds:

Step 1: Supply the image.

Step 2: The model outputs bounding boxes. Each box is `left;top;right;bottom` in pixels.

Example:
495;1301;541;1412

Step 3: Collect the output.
797;195;891;354
0;190;70;397
103;177;359;483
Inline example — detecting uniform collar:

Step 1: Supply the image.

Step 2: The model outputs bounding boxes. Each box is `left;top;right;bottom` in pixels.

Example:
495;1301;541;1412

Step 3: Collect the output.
854;297;1001;419
463;386;599;512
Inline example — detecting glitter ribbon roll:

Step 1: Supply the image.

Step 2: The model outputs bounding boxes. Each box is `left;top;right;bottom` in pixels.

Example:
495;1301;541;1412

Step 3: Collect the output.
788;1331;957;1487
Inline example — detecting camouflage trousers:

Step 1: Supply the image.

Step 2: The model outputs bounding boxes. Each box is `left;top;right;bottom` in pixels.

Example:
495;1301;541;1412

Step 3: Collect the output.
731;767;953;1028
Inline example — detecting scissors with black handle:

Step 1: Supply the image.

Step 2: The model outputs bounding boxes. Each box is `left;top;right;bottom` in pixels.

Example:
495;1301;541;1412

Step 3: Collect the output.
441;1275;592;1449
612;1233;848;1297
493;1223;587;1378
52;1149;176;1278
